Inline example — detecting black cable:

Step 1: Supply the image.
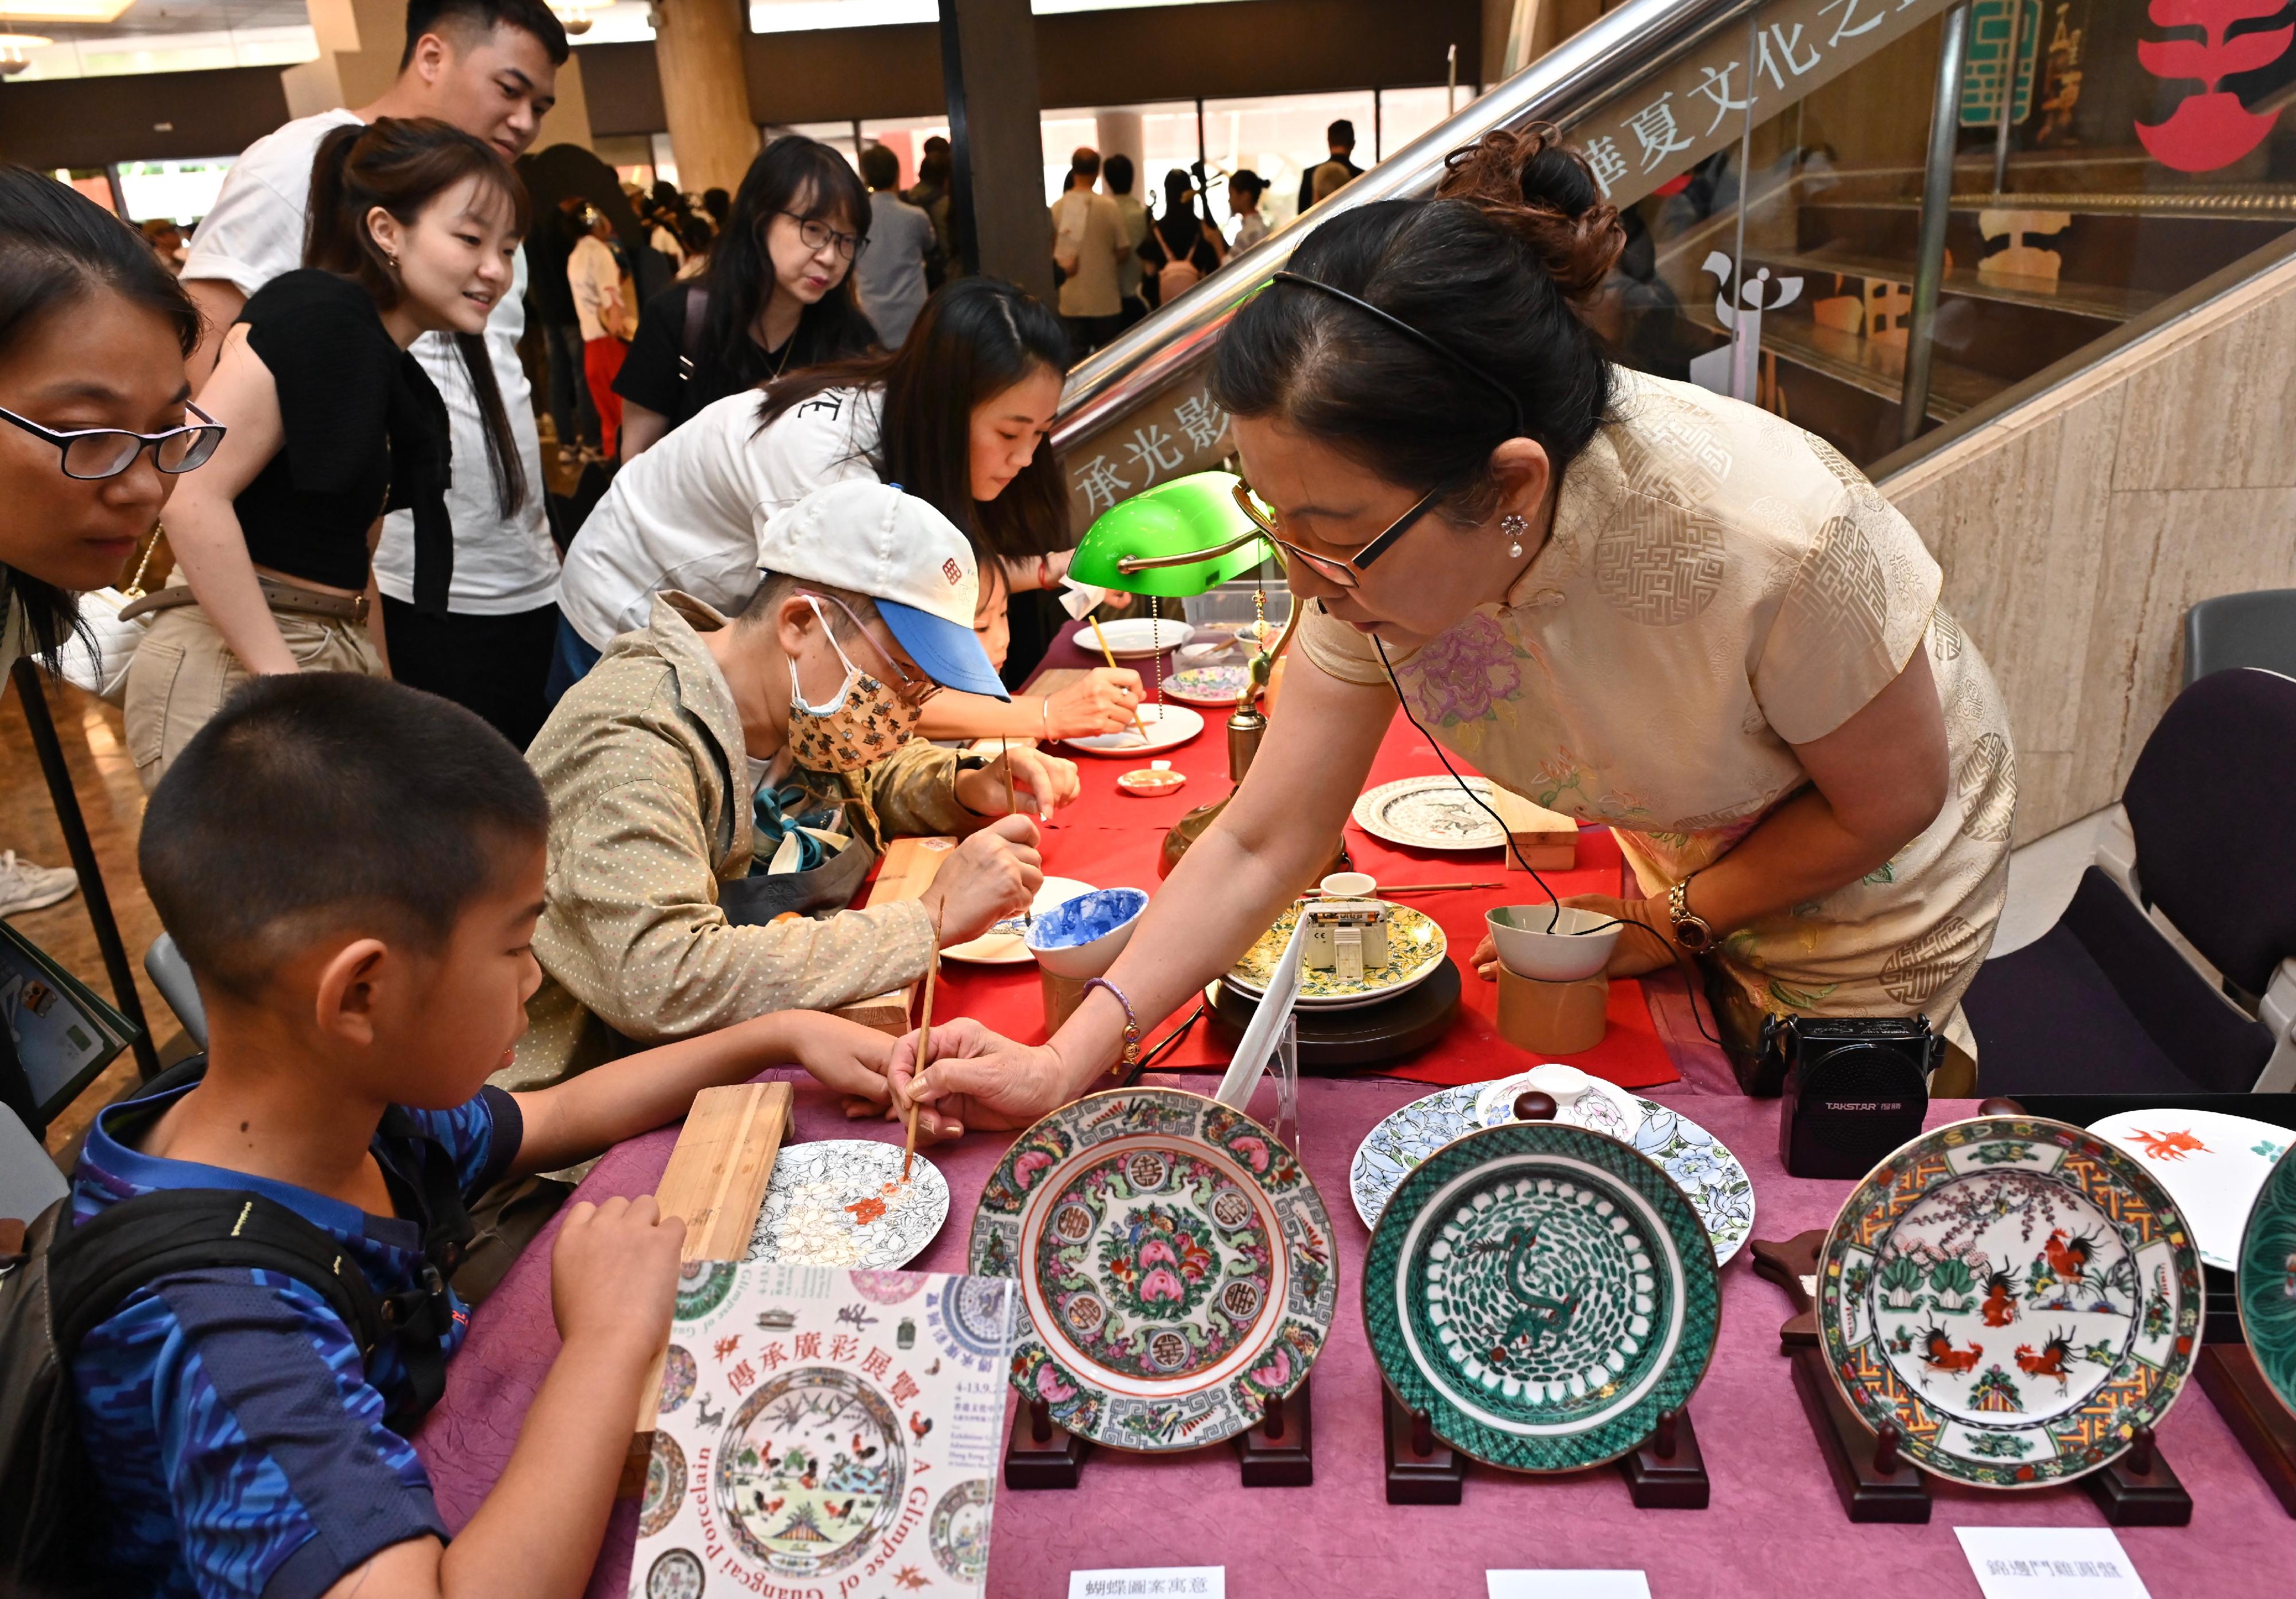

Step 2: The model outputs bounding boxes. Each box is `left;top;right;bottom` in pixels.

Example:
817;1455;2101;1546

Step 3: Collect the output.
1122;999;1207;1086
1371;634;1723;1049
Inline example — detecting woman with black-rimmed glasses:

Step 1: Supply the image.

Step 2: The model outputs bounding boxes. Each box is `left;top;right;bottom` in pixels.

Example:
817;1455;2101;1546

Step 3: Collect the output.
0;164;214;918
614;135;881;460
894;126;2019;1137
0;165;216;682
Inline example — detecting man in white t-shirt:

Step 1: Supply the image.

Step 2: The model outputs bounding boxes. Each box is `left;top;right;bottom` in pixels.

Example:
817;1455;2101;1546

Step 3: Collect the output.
1049;147;1124;357
179;0;569;748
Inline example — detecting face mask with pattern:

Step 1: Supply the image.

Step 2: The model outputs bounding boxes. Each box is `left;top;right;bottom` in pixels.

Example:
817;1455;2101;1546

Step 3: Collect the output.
785;598;924;772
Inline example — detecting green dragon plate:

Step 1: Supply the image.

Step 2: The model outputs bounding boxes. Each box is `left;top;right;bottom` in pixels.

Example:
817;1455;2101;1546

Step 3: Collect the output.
2239;1133;2296;1416
1363;1120;1719;1472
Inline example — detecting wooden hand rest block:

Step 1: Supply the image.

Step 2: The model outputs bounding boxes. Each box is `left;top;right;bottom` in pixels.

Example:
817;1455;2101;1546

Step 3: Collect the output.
833;835;955;1037
1490;788;1578;872
619;1081;793;1495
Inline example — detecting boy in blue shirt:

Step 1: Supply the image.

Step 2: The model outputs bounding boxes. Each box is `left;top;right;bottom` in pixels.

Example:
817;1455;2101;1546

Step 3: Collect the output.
69;673;897;1599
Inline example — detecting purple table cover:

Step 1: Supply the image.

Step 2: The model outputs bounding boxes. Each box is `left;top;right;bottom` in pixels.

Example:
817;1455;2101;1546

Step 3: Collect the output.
414;1068;2296;1597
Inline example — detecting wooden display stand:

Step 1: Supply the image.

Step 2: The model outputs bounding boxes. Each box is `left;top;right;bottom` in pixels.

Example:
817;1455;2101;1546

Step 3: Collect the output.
1377;1386;1708;1507
618;1081;793;1496
1490;789;1578;873
1003;1381;1314;1489
835;835;955;1036
1383;1388;1467;1504
1753;1230;2189;1526
2198;1344;2296;1517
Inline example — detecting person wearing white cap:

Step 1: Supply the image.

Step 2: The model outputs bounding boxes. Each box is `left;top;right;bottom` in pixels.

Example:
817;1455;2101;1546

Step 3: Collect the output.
501;479;1081;1095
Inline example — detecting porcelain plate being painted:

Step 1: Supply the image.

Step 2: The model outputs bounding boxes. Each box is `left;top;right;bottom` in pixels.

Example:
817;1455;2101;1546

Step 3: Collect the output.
746;1140;949;1271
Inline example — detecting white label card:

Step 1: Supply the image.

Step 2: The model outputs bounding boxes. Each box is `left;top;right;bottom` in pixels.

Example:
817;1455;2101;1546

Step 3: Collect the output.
1069;1567;1225;1598
1956;1528;2152;1598
1487;1573;1652;1599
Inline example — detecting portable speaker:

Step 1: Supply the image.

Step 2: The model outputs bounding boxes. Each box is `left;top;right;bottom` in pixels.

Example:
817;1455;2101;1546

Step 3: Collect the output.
1770;1015;1940;1179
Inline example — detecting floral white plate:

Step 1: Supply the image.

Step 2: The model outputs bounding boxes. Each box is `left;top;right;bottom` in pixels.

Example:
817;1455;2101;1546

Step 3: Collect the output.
746;1140;949;1270
1351;775;1507;852
1091;617;1196;658
1472;1066;1647;1142
941;876;1095;965
1061;702;1205;757
1348;1086;1755;1265
2090;1108;2293;1271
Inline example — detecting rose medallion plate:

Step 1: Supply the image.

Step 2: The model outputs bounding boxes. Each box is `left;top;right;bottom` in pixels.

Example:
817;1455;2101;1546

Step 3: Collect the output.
1364;1120;1719;1471
2239;1135;2296;1415
1350;1088;1755;1266
746;1140;949;1269
1818;1116;2201;1488
1351;775;1507;852
968;1087;1339;1453
2089;1108;2291;1270
1165;664;1253;706
1223;901;1448;1010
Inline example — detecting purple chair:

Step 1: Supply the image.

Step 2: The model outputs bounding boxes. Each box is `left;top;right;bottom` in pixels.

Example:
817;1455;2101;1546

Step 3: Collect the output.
1962;668;2296;1094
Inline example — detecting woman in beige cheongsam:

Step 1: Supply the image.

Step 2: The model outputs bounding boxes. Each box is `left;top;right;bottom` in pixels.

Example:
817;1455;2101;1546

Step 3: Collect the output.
893;127;2015;1134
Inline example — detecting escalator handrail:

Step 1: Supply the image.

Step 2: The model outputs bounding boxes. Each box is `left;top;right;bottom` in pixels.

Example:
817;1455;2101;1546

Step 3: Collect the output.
1050;0;1762;450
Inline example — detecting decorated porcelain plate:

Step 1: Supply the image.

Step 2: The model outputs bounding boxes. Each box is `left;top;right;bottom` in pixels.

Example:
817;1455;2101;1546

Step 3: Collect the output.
1351;775;1507;852
1818;1116;2201;1488
2089;1109;2293;1270
968;1087;1339;1453
1164;665;1254;706
941;876;1095;964
1062;702;1205;757
1091;617;1196;658
2238;1137;2296;1415
745;1140;949;1271
1351;1088;1755;1265
1223;901;1448;1010
1364;1120;1719;1471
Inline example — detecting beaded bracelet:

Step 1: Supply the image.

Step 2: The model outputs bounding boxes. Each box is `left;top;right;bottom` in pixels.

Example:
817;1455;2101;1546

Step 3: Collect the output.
1082;977;1141;1073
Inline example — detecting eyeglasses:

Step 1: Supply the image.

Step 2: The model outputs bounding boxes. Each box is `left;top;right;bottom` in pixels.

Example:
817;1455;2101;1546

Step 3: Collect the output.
778;212;868;261
801;591;941;707
1231;479;1438;591
2;401;226;481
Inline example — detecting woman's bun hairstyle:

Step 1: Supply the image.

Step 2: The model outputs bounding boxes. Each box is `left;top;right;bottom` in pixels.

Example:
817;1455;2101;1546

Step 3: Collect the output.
1436;125;1625;304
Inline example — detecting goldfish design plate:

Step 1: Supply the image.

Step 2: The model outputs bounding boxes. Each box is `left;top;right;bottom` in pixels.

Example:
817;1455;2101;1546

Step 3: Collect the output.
1364;1120;1717;1472
746;1140;949;1271
2089;1108;2291;1270
968;1087;1337;1452
1819;1116;2201;1488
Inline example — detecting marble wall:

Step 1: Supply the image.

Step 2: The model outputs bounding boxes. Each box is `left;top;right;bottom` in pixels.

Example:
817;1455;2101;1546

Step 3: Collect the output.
1882;255;2296;843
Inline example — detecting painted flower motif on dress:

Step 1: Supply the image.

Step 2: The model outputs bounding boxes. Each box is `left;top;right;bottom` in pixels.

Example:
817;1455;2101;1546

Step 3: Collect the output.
1398;614;1523;728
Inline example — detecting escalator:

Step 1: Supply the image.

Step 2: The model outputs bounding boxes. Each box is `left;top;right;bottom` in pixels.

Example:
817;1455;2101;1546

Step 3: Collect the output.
1052;0;2296;498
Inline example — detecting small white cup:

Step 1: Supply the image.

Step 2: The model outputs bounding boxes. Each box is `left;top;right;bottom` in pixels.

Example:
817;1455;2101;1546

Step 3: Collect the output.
1320;870;1376;899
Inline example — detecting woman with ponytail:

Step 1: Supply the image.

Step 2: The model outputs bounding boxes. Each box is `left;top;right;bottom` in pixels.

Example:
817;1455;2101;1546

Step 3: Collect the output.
894;127;2019;1136
124;116;528;787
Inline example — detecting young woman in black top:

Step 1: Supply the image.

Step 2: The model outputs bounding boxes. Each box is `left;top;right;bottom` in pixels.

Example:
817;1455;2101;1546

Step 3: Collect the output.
613;135;878;460
1138;168;1227;307
125;117;528;788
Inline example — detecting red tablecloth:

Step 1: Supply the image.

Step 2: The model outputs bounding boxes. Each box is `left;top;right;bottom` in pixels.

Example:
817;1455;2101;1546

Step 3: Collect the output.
936;622;1678;1090
413;1073;2296;1598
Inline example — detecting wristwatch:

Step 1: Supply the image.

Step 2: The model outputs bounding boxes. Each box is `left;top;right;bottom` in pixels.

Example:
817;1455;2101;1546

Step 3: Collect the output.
1666;877;1713;952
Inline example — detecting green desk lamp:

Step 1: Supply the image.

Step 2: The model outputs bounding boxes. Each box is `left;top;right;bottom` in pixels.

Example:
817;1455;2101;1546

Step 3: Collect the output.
1069;470;1342;878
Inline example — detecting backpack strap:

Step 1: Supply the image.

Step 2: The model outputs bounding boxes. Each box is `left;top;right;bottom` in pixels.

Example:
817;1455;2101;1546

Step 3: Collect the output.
46;1190;387;1362
678;285;708;388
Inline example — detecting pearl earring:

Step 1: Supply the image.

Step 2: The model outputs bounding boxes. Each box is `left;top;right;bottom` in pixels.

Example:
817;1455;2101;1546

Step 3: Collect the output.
1500;512;1528;559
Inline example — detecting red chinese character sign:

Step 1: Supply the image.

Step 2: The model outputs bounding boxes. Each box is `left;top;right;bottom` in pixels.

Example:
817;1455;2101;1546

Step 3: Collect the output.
2134;0;2293;172
635;1263;1019;1598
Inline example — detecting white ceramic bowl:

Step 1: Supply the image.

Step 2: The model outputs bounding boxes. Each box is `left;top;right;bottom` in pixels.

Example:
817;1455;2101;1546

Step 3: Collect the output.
1484;904;1620;982
1027;886;1151;978
1320;870;1376;898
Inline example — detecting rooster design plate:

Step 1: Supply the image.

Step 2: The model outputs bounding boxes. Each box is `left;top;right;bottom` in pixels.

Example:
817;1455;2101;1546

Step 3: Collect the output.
1818;1116;2200;1487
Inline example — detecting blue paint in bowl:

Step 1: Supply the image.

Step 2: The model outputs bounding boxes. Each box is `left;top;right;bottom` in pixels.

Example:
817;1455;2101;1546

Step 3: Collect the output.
1027;886;1150;977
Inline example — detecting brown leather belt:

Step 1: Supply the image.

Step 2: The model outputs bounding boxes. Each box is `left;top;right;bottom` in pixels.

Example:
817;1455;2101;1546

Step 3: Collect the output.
118;577;369;624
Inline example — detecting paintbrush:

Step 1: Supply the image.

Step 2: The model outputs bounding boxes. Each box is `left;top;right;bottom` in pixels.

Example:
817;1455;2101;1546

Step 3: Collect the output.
1002;733;1031;930
902;940;939;1183
1085;613;1153;744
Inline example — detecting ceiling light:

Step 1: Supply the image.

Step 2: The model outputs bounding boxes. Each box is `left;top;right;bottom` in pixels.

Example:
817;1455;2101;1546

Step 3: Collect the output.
0;0;131;20
0;30;49;71
548;1;594;33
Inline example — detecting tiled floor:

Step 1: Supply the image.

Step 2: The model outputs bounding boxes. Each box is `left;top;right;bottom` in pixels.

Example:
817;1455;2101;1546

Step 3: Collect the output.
3;672;180;1163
